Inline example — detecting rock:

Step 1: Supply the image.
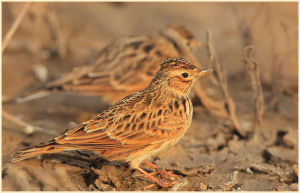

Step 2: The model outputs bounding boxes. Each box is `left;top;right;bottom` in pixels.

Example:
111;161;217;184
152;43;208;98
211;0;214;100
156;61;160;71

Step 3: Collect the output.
223;171;239;191
292;164;298;177
276;183;298;191
155;145;215;174
94;179;114;191
283;129;298;148
199;182;208;190
267;146;297;163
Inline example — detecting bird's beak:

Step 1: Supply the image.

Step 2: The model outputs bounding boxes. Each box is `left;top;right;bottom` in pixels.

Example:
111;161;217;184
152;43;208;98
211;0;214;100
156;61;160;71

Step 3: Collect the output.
197;68;213;77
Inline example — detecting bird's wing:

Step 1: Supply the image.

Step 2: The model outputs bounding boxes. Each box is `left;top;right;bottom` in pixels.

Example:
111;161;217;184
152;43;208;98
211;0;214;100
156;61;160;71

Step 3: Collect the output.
46;36;155;92
54;92;185;151
46;35;180;95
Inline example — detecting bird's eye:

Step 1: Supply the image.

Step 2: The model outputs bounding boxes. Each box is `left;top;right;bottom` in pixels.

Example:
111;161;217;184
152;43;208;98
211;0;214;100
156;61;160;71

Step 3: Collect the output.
181;72;189;78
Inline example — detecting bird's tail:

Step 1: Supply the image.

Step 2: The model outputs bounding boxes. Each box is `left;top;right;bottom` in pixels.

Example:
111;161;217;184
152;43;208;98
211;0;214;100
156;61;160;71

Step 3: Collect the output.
11;140;66;162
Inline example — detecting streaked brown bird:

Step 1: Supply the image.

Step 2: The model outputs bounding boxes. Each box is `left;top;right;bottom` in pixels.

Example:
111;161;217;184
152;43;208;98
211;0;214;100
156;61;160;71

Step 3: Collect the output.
16;24;202;103
12;58;211;188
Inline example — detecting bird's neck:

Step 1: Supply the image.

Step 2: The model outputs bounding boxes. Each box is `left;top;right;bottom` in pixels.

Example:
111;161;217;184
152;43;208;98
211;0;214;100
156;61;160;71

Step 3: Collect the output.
146;82;191;104
150;74;194;95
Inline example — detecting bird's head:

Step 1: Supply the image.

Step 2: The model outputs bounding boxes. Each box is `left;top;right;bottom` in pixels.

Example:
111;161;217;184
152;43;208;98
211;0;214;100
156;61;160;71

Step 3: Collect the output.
150;58;211;96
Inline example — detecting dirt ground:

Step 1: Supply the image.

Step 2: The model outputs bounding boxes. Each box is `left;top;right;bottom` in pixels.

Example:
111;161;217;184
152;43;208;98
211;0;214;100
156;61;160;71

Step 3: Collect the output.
2;2;298;191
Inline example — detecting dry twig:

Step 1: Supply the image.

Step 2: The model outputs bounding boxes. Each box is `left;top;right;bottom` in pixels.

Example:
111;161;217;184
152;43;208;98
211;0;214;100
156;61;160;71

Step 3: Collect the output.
2;2;32;53
2;110;35;134
243;46;264;137
47;3;67;57
269;20;295;109
206;29;246;137
231;4;263;47
2;110;58;136
232;5;265;137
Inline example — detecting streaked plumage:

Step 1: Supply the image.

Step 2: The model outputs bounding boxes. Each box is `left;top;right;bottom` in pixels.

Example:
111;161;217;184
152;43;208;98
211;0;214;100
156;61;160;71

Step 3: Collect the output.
12;58;211;188
18;24;201;103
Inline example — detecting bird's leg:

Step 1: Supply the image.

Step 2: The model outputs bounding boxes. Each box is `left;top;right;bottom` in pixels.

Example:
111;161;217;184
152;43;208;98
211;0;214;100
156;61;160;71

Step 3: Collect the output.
136;166;174;188
143;161;168;179
143;161;179;180
148;171;157;176
143;160;159;169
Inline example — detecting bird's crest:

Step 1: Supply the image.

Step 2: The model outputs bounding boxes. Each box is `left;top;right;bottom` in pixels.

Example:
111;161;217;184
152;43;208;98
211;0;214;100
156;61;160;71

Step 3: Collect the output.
159;58;196;70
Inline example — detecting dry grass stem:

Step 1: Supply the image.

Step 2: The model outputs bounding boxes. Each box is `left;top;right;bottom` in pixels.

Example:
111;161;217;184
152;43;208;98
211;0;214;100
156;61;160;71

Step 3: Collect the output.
206;29;246;137
232;6;265;137
2;110;35;134
16;91;50;103
2;110;58;136
47;3;67;57
2;2;32;53
244;46;264;137
167;30;228;118
269;21;293;110
232;4;262;47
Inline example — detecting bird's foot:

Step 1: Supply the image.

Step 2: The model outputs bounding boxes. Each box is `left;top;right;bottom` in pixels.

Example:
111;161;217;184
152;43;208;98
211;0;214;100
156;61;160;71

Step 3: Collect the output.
143;160;180;180
159;169;179;180
138;161;181;189
143;180;177;190
136;166;178;189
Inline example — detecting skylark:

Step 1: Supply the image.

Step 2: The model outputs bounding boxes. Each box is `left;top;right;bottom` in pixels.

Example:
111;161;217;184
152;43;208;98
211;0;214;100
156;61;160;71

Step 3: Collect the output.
17;24;202;103
12;58;211;188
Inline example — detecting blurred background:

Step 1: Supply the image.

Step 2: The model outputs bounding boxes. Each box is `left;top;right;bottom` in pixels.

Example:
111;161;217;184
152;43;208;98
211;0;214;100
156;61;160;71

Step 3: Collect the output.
3;2;298;95
2;2;298;191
